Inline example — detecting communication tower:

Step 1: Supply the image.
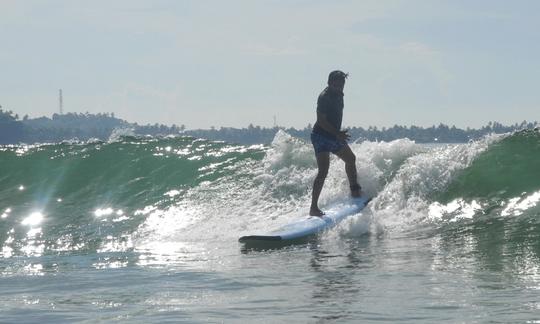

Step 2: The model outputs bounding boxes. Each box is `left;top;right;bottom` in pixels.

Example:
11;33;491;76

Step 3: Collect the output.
59;89;63;114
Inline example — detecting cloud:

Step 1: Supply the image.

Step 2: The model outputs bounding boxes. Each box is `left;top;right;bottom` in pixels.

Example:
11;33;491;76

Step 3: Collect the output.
245;38;306;57
3;1;540;128
399;41;439;57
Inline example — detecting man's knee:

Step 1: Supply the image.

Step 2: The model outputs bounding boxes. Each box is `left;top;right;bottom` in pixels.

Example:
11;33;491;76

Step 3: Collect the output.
315;170;328;181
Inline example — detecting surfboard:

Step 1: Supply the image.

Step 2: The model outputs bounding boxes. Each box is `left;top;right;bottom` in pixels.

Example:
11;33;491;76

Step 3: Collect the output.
239;196;371;244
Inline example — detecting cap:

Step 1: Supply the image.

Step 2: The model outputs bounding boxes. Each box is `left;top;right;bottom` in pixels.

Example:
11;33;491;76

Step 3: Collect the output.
328;70;349;83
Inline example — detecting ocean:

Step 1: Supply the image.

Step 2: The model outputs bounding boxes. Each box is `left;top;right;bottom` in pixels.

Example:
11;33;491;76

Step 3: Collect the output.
1;129;539;323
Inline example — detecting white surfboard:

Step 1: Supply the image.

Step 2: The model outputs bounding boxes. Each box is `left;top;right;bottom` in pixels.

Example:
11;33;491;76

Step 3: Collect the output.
239;196;371;243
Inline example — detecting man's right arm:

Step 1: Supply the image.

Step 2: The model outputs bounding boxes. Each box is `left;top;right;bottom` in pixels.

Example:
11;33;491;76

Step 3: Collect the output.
316;112;350;141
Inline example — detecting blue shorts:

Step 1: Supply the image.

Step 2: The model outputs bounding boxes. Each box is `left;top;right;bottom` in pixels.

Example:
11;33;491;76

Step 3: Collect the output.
311;132;346;154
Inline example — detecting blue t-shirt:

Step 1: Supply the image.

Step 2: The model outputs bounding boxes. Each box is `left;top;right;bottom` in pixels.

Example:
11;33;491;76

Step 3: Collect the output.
312;87;344;140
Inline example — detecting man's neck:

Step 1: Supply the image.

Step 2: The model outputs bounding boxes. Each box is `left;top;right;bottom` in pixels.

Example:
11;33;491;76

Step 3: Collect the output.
327;86;344;95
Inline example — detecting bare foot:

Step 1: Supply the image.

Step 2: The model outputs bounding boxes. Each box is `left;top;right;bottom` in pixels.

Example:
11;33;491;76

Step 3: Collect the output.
309;207;325;217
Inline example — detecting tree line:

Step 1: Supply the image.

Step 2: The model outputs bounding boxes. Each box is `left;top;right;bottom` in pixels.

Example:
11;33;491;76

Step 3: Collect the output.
181;121;539;145
0;107;538;145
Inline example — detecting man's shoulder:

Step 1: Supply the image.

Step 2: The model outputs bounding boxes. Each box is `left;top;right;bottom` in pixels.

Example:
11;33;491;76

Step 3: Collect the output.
318;87;331;98
319;87;343;99
317;87;332;104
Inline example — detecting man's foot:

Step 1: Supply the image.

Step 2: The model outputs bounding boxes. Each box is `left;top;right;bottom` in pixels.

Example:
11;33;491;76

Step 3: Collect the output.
350;183;362;198
309;207;325;217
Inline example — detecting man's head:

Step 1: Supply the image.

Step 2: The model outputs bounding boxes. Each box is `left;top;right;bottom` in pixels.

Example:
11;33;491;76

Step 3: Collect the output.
327;70;348;92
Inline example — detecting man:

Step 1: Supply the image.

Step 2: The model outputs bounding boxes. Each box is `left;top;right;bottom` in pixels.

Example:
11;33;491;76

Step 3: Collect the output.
310;70;362;217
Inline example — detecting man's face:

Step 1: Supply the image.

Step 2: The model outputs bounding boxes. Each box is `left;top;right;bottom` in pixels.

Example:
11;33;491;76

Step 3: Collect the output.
329;79;345;92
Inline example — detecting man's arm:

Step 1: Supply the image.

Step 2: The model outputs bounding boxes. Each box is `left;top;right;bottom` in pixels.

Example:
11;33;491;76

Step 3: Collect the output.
316;112;350;141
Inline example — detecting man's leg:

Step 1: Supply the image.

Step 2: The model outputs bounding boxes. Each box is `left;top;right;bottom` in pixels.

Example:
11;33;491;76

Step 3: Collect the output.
310;151;330;216
335;144;361;197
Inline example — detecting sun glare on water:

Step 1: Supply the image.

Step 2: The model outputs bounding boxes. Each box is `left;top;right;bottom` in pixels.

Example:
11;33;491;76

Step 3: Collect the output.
21;212;44;226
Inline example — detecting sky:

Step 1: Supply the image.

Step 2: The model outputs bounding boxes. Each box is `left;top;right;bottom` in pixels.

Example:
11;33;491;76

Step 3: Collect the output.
1;0;539;129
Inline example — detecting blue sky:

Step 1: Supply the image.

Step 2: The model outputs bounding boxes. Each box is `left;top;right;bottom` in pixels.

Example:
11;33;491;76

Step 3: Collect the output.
1;0;539;129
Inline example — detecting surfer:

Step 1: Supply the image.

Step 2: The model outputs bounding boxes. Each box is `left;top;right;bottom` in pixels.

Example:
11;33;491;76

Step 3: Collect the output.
310;70;362;217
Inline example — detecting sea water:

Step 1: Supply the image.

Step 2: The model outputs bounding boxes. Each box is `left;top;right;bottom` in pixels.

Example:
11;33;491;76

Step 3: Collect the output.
1;129;539;323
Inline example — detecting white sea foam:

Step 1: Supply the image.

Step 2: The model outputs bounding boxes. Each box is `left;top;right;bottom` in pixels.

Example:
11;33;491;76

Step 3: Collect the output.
135;131;422;246
366;133;504;233
108;127;136;142
134;131;505;255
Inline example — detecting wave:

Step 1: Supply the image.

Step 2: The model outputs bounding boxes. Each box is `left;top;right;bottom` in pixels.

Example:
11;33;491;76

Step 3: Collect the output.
1;129;539;259
334;129;540;237
427;129;540;226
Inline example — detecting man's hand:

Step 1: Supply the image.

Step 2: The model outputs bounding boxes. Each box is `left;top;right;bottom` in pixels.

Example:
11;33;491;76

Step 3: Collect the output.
336;130;350;142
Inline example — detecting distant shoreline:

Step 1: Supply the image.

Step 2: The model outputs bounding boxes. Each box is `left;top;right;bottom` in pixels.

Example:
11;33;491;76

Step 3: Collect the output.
1;109;538;145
